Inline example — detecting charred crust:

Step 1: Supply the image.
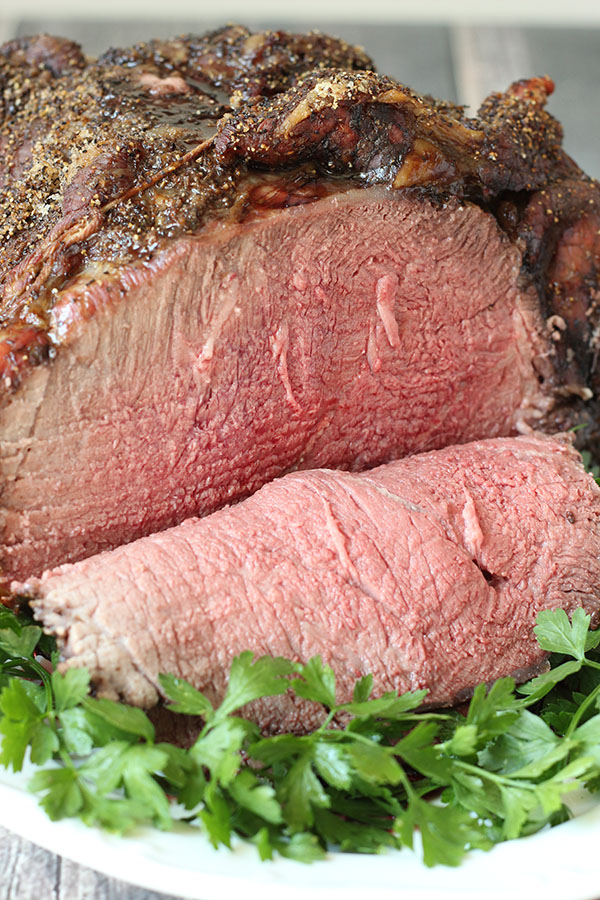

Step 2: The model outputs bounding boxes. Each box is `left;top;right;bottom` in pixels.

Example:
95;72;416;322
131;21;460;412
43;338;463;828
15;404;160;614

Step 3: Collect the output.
0;24;599;434
488;175;600;443
0;34;85;77
97;25;373;101
0;35;85;126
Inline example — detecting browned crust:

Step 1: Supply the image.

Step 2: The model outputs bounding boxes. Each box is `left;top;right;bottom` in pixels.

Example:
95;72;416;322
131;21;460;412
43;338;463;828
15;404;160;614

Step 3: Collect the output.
214;72;566;197
0;26;599;429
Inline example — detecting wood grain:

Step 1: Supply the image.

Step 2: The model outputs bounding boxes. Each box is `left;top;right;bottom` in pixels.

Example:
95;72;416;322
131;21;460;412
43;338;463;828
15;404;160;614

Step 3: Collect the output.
451;25;533;110
0;825;178;900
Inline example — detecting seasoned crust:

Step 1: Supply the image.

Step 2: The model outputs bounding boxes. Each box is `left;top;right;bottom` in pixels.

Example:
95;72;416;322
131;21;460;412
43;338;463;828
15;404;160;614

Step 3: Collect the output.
0;25;599;430
215;71;566;197
97;24;374;100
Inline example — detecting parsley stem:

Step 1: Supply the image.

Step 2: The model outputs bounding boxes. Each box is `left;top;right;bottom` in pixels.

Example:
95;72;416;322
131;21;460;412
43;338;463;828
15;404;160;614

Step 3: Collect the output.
564;680;600;737
455;760;538;790
387;712;456;723
318;709;337;731
59;747;75;769
1;655;53;710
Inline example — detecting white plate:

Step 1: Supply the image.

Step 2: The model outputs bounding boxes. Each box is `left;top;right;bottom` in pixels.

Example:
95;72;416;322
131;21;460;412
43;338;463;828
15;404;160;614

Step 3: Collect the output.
2;763;600;900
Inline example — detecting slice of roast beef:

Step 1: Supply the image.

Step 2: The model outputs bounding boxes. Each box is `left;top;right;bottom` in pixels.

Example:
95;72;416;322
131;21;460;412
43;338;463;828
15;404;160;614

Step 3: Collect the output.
19;433;600;734
1;27;600;586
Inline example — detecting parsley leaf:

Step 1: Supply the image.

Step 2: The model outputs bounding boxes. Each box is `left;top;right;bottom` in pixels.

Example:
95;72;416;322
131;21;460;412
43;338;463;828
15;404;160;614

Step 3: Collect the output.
277;753;330;830
159;674;214;720
217;653;297;718
228;769;282;824
81;697;155;742
0;623;43;659
191;718;255;784
2;604;600;867
534;607;590;659
52;668;91;712
290;657;337;708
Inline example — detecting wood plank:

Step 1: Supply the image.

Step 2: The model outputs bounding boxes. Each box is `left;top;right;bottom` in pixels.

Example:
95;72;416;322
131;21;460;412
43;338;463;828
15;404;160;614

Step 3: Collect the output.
524;27;600;179
15;18;233;56
0;825;178;900
8;0;600;25
451;25;533;112
0;826;59;900
284;21;457;99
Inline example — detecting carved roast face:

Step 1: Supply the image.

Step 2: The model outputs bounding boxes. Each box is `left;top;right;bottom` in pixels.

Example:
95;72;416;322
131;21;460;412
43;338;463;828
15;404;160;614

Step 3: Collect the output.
22;434;600;733
0;27;599;587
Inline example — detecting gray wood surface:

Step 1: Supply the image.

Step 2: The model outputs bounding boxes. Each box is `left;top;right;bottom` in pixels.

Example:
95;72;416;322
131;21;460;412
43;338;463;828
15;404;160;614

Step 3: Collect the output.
0;17;599;900
0;824;178;900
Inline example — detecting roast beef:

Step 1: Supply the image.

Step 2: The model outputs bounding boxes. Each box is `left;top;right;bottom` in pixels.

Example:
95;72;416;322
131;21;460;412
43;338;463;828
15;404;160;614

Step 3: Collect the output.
19;433;600;734
1;27;600;587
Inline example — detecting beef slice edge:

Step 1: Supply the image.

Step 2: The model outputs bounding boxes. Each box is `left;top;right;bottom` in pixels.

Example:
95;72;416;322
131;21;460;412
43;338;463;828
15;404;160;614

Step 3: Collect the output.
20;432;600;735
0;186;550;586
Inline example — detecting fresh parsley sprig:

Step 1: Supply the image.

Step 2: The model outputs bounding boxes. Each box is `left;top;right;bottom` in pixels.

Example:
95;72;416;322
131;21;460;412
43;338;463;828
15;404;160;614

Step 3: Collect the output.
2;605;600;866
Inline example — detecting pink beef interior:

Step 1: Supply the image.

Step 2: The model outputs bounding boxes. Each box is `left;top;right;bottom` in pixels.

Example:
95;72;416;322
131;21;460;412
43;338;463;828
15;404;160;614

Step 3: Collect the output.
0;186;550;584
23;433;600;734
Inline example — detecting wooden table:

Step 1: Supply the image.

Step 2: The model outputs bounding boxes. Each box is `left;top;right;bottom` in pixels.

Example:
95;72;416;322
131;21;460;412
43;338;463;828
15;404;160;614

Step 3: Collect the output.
0;17;599;900
0;825;176;900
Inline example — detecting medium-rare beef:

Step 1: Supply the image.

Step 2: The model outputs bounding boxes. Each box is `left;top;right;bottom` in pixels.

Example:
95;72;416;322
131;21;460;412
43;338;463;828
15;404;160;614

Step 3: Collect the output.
1;27;600;587
20;433;600;734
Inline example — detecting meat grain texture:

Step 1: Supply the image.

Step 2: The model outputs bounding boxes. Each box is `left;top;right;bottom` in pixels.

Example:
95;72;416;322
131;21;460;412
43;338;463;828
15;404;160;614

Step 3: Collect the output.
21;434;600;734
1;28;600;587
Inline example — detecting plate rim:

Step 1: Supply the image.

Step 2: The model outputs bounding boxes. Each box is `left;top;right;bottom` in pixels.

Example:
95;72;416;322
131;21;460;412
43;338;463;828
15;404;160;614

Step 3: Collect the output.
3;763;600;900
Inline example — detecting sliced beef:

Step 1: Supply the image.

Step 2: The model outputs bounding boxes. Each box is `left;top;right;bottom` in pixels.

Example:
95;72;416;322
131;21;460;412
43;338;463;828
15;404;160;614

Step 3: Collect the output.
20;434;600;734
1;26;599;586
0;187;553;586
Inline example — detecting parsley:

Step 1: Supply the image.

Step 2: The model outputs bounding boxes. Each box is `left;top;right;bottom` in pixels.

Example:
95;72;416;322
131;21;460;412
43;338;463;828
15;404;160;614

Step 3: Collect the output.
2;605;600;865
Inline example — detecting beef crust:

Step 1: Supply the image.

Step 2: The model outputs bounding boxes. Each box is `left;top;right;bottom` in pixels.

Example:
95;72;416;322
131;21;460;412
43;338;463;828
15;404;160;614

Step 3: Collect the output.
0;26;600;460
1;26;599;431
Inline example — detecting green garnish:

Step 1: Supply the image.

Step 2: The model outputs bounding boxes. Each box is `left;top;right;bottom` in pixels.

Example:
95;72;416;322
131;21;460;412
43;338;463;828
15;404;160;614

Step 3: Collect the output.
2;604;600;866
